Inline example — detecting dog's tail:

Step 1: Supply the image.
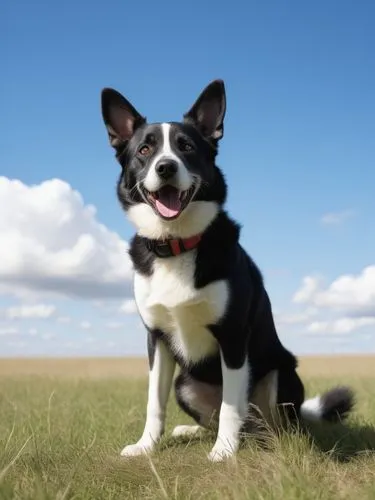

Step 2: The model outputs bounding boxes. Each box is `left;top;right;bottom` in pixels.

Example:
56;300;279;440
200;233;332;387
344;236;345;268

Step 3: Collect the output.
300;386;355;423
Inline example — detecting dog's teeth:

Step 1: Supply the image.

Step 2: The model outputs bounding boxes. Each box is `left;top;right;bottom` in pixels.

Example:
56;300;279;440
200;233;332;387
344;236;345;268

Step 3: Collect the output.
180;191;187;201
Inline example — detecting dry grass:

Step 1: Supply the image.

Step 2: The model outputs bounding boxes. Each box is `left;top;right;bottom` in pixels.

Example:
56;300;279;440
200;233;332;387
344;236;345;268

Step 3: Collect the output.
0;356;375;499
0;357;148;379
1;354;374;379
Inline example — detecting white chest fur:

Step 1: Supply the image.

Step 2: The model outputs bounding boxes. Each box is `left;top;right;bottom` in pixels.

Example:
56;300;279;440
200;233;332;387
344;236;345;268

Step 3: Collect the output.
134;251;229;364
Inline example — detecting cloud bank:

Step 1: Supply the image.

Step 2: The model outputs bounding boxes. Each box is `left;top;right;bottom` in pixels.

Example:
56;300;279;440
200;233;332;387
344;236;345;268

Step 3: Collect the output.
0;177;133;300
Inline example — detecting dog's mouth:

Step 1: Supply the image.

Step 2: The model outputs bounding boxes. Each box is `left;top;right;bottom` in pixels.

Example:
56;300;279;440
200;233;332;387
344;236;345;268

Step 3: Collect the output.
143;184;196;220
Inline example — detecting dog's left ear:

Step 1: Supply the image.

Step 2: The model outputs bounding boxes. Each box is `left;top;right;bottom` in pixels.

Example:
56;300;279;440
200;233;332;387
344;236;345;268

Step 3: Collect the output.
183;79;226;142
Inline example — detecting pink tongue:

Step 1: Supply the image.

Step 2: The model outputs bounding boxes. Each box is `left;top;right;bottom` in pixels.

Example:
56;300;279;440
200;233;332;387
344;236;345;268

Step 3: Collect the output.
155;186;181;218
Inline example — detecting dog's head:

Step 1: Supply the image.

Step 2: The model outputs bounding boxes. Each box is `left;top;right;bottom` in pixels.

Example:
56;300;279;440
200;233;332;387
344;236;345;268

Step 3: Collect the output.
101;80;227;239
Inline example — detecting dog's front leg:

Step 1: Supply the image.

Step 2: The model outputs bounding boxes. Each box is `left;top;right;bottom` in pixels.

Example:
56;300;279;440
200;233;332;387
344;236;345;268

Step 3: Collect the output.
208;350;249;462
121;335;175;457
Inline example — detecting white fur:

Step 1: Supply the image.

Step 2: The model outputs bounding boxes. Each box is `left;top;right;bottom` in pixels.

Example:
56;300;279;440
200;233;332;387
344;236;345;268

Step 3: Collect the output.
171;425;203;438
208;354;250;462
143;123;191;192
120;340;175;457
300;396;323;422
127;199;219;239
134;251;229;365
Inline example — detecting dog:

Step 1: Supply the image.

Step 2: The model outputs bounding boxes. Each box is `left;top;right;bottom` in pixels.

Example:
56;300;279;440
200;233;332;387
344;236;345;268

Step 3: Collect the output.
100;79;354;462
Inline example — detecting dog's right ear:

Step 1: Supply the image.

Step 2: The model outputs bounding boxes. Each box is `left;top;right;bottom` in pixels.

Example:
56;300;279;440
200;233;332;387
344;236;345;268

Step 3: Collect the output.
101;88;146;150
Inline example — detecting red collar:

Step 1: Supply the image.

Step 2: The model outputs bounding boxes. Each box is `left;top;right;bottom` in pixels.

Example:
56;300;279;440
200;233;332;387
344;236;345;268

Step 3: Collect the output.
146;234;202;258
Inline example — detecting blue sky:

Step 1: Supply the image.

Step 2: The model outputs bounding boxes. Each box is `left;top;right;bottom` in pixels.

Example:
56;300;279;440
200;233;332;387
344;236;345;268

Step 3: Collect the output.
1;0;374;357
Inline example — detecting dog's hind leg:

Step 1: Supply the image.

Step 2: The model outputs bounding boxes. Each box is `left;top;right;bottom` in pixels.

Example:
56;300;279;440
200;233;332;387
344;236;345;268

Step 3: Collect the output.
276;367;305;428
173;369;286;437
249;369;280;431
173;371;222;436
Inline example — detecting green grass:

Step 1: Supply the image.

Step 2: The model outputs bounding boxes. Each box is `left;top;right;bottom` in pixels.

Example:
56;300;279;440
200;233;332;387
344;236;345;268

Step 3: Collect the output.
1;368;375;499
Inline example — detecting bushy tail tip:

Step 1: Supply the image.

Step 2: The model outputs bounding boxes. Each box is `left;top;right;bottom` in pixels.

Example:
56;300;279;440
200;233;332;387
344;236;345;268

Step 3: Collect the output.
300;386;355;423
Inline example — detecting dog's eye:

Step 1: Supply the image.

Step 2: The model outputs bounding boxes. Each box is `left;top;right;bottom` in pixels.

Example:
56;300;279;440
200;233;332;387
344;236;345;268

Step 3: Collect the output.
139;145;151;156
178;139;194;153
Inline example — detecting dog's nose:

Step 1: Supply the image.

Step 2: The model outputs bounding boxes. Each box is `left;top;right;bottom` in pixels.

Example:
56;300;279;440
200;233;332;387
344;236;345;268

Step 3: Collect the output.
155;160;178;180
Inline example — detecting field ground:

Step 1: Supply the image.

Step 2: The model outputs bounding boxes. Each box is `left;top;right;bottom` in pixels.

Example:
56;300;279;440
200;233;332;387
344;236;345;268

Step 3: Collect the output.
0;355;374;499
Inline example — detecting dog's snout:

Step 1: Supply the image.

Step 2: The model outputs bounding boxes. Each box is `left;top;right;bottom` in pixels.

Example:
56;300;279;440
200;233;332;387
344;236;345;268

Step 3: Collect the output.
155;160;178;180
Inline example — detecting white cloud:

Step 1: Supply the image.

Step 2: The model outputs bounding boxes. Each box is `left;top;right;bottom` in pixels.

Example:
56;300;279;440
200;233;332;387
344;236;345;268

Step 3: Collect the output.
0;177;133;300
291;266;375;340
29;328;38;336
293;265;375;317
3;303;56;319
293;276;322;304
307;317;375;335
275;307;318;326
320;209;356;226
0;327;18;336
80;320;91;330
119;299;138;314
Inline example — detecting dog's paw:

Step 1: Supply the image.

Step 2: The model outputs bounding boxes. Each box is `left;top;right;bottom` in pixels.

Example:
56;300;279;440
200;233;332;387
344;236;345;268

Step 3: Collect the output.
171;425;202;438
120;442;153;458
207;439;238;462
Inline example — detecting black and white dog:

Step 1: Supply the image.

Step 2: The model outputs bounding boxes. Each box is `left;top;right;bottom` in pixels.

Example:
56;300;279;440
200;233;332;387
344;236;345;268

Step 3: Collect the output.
100;80;354;462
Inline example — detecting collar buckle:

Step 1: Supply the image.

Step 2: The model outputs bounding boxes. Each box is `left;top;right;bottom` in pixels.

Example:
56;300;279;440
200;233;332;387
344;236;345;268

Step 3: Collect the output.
146;234;202;258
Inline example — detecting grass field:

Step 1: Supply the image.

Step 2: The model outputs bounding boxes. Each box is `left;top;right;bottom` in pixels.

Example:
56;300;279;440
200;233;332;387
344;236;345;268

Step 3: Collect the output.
1;356;375;499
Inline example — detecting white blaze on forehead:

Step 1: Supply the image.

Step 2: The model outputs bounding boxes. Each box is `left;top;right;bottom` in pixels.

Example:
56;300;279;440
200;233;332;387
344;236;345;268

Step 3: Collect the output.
143;123;191;192
160;123;174;156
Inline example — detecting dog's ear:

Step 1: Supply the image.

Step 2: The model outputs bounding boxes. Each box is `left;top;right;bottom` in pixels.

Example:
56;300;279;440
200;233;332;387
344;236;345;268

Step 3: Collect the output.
183;79;226;142
101;88;146;150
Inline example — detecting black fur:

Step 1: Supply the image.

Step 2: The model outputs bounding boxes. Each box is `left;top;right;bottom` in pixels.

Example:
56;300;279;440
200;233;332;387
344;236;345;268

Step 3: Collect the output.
320;387;355;422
